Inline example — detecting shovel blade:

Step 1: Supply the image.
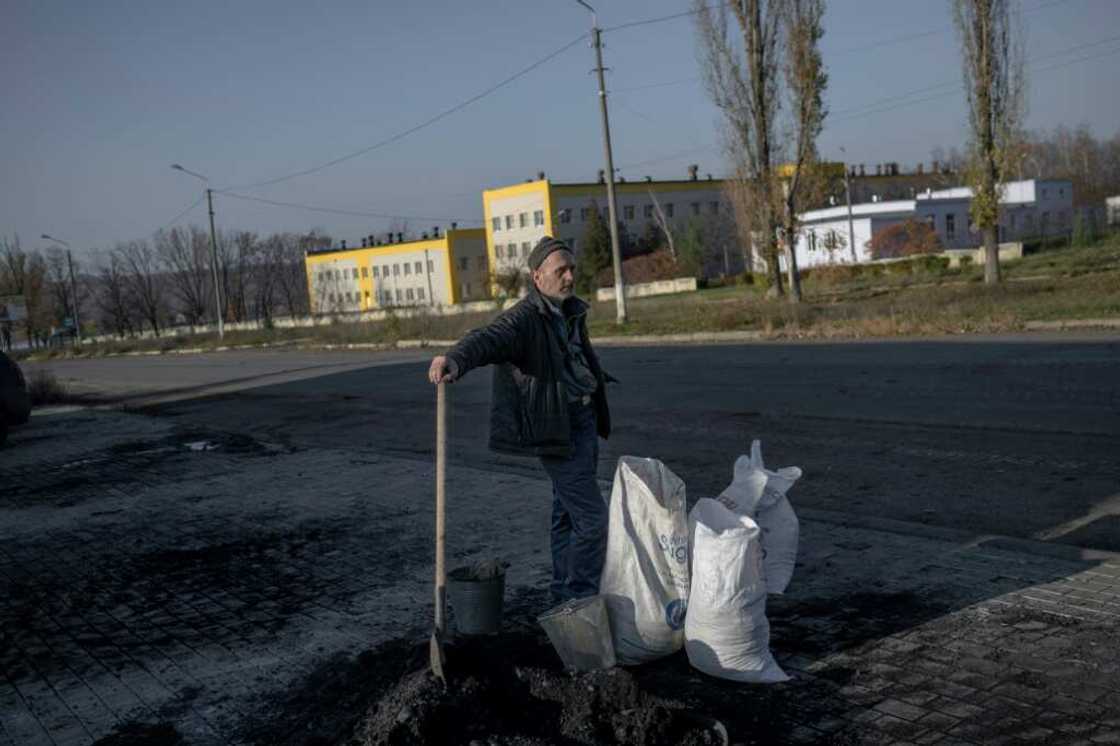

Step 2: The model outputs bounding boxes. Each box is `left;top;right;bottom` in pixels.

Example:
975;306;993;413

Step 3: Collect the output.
429;631;446;683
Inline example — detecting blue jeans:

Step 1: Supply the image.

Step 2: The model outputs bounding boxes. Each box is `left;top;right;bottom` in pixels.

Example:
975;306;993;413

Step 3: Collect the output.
539;402;607;603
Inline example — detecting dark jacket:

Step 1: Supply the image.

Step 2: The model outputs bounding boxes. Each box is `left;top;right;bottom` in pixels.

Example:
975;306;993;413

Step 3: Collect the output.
446;286;611;458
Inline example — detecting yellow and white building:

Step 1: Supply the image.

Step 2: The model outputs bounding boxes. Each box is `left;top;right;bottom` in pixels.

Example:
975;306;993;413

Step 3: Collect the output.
483;172;731;281
305;227;489;314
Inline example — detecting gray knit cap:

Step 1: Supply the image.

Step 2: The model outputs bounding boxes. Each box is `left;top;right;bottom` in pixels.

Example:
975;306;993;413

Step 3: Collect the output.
527;236;572;270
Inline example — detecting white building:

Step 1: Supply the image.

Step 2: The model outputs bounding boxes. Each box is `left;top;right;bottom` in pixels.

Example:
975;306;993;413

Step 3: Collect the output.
790;179;1073;268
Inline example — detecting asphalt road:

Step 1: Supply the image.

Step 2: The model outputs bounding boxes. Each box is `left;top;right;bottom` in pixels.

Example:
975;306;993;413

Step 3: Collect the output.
31;334;1120;551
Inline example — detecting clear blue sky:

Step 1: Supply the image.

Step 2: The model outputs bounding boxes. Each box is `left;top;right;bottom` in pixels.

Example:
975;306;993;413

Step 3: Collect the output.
2;0;1117;260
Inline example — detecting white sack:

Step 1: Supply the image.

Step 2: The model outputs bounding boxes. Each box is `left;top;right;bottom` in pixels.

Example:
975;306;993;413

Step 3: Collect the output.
599;456;690;665
717;440;801;594
685;498;789;683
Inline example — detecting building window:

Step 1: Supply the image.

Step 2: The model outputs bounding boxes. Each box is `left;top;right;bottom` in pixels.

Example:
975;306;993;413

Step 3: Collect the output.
328;293;335;303
519;212;528;228
352;268;359;279
364;291;370;300
507;243;517;259
624;205;634;220
361;267;368;278
459;257;469;270
710;201;719;214
666;203;675;218
1059;188;1065;197
415;261;422;274
406;288;414;301
403;262;411;275
644;204;654;219
345;292;352;302
533;210;544;226
580;207;590;221
492;217;501;232
427;259;435;272
418;288;425;301
373;266;379;278
393;264;400;276
334;269;341;280
505;215;514;230
1042;188;1049;199
1010;213;1017;229
691;202;701;216
568;238;577;252
461;283;470;297
559;209;571;224
945;213;956;239
522;242;531;256
808;231;817;252
395;289;402;302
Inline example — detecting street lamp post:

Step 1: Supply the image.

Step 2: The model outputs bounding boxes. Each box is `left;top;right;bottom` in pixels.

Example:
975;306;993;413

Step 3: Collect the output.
40;234;81;346
838;147;858;264
171;164;224;339
573;0;627;324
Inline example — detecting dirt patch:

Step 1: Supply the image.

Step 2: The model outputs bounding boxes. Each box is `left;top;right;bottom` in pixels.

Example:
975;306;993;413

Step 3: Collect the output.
346;633;723;746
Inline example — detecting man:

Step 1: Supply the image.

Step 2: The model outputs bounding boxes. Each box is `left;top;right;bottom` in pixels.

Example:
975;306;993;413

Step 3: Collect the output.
428;236;612;605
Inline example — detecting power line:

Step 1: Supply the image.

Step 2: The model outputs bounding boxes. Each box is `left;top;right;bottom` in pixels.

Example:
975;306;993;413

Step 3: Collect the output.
153;195;205;235
612;33;1119;173
831;33;1120;122
215;190;482;225
224;32;587;192
601;3;733;33
830;0;1073;55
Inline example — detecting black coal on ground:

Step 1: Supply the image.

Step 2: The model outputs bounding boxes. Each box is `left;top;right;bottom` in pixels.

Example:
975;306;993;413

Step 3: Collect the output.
326;588;726;746
344;630;725;746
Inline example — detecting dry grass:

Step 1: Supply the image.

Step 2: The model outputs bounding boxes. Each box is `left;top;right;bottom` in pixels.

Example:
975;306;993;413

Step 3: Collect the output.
26;368;72;406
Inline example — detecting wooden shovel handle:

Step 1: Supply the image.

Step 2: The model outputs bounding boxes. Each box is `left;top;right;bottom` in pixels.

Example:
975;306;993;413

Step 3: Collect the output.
434;382;447;635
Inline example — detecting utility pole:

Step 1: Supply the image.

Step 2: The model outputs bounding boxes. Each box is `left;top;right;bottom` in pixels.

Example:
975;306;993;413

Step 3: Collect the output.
840;149;858;263
171;164;224;339
41;234;81;347
206;188;225;339
66;250;81;346
575;1;627;323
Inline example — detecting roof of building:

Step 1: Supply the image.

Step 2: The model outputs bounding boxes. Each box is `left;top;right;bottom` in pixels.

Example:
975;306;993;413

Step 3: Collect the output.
306;227;483;258
800;199;916;223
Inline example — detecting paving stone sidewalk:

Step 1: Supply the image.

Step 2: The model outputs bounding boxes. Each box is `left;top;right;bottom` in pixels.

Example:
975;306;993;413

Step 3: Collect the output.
1;409;1118;745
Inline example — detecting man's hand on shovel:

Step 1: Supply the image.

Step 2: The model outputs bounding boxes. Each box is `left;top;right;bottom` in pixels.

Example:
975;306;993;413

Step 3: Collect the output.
428;356;459;385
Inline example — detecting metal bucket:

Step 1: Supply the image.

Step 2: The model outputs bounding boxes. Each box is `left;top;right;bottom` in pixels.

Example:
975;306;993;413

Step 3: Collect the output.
447;566;506;635
538;595;616;671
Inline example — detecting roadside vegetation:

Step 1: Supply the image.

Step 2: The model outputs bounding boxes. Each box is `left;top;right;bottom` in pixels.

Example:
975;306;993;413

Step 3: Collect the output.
14;235;1119;360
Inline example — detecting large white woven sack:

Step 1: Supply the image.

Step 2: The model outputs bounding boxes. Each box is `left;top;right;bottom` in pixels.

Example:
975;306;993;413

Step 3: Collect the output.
599;456;690;665
717;440;802;594
685;498;789;683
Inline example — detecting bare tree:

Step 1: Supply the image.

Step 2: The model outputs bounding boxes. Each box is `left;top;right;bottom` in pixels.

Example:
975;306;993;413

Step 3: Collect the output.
228;231;258;323
43;247;74;328
155;226;211;325
1;234;49;346
695;0;785;294
274;232;313;317
116;240;164;336
94;251;137;338
952;0;1025;284
779;0;828;303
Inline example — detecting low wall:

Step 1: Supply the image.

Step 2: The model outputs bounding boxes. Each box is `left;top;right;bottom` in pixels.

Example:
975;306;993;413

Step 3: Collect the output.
595;277;698;302
86;298;514;344
943;243;1024;268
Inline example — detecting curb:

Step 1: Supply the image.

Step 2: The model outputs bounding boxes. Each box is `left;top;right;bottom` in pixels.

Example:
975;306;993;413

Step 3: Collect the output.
1024;318;1120;331
800;507;1120;563
594;330;766;347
